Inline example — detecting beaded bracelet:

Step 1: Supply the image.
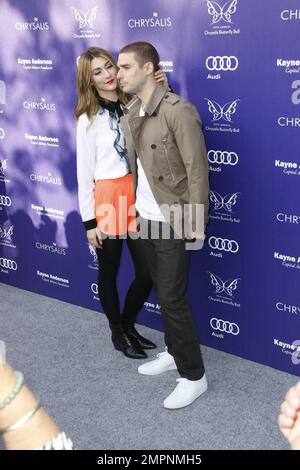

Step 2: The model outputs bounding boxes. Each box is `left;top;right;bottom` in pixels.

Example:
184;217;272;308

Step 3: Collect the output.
0;371;24;411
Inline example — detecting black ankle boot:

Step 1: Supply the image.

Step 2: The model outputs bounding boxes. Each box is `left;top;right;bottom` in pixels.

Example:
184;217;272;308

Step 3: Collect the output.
110;324;147;359
122;320;157;350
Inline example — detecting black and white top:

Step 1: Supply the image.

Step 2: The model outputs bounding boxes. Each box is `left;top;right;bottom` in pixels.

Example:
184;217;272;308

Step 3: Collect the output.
76;98;130;230
40;432;74;450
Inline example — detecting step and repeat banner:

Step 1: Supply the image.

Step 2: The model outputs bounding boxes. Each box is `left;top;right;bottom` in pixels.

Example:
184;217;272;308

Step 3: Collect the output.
0;0;299;375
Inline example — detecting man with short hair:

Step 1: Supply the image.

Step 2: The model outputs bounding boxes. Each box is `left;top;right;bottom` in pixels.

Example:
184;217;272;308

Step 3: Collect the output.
117;42;209;409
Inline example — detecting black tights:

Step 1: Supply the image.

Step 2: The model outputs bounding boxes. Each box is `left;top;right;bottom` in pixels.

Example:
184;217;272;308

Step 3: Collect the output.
96;235;153;327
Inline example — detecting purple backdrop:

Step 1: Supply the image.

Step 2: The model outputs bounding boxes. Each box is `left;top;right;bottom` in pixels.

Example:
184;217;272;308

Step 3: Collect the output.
1;0;300;375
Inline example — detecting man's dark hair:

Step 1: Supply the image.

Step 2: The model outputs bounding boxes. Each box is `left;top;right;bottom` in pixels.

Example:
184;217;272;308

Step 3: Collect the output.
119;41;160;72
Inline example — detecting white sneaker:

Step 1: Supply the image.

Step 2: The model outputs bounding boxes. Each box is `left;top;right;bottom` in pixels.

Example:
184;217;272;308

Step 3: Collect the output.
163;374;208;409
138;347;177;376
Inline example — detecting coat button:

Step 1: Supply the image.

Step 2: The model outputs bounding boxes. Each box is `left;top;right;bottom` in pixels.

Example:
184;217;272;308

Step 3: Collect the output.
165;94;169;99
151;144;156;149
152;111;157;117
158;176;164;181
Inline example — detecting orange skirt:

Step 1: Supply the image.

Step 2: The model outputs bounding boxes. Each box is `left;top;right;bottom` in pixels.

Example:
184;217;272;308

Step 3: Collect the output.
94;173;137;236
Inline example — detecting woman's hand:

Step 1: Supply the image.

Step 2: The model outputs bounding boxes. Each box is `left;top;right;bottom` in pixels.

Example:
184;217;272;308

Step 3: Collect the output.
87;228;102;249
154;65;169;88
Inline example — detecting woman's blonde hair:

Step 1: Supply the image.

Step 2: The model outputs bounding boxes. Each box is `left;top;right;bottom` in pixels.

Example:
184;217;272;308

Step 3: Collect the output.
74;46;131;120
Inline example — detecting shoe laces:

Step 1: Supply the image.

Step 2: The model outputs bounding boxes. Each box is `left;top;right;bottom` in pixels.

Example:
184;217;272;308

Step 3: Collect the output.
123;335;131;347
119;329;132;347
156;346;169;359
175;378;189;391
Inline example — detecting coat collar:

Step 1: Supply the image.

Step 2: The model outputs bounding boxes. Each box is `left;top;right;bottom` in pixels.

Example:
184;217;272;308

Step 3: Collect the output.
123;84;169;117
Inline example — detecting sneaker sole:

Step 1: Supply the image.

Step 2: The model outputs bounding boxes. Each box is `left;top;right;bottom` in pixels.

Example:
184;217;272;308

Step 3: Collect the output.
163;386;208;409
138;364;177;376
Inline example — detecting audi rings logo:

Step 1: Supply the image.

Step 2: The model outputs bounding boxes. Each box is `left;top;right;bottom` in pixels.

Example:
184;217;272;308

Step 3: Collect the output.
91;283;98;295
0;258;17;271
210;318;239;335
209;236;239;253
0;196;11;207
206;56;238;71
207;150;238;166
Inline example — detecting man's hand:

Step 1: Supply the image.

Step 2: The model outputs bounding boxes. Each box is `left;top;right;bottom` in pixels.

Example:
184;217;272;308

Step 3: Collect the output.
185;231;205;251
189;231;206;241
87;228;102;249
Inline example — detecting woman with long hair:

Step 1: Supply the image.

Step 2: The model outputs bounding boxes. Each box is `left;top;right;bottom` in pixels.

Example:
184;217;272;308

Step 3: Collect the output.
75;47;165;359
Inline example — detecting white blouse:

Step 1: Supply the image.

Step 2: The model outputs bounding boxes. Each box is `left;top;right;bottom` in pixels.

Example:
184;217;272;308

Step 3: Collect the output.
76;108;129;223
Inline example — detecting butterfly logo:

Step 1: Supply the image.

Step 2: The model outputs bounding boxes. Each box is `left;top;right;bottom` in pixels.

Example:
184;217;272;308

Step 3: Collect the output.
71;7;98;30
88;243;98;263
0;159;7;176
209;190;240;213
205;99;239;122
208;272;240;297
206;0;238;24
0;225;14;241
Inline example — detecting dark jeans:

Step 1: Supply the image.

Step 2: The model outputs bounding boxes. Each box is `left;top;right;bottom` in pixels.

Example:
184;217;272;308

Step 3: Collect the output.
96;234;152;326
139;217;205;380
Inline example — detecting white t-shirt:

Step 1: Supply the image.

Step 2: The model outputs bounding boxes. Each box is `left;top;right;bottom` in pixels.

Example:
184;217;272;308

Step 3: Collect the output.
135;106;165;222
